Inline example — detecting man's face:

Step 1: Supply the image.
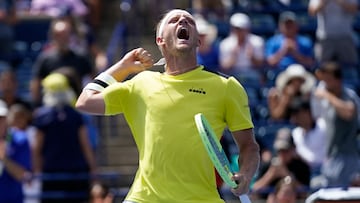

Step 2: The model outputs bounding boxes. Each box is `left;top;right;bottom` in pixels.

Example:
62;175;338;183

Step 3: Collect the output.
320;71;339;92
280;20;298;37
52;21;71;46
290;109;310;128
157;10;200;54
0;72;17;94
233;27;248;41
277;148;293;164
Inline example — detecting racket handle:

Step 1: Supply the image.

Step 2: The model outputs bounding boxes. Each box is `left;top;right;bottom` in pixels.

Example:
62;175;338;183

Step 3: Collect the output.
239;194;251;203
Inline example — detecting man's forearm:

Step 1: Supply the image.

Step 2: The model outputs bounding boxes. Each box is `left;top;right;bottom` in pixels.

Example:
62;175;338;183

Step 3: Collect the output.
238;142;260;180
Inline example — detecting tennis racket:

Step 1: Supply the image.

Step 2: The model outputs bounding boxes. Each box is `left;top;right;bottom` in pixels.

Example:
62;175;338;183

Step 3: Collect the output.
194;113;251;203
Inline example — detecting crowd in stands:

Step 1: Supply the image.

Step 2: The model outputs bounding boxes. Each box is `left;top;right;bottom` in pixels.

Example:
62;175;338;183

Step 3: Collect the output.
193;0;360;202
0;0;106;203
0;0;359;202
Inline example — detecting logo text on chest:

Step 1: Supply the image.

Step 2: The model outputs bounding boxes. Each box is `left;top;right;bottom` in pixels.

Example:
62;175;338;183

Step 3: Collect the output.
189;88;206;94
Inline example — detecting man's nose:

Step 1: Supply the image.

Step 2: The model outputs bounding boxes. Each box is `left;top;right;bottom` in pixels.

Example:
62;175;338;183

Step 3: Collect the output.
179;17;188;25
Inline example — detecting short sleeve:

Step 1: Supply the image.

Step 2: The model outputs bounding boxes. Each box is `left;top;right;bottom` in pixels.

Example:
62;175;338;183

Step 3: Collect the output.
225;77;254;131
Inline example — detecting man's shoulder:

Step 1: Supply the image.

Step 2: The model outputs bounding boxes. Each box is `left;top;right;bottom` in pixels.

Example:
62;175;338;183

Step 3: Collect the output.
265;34;283;45
127;70;160;82
201;66;231;80
297;35;313;44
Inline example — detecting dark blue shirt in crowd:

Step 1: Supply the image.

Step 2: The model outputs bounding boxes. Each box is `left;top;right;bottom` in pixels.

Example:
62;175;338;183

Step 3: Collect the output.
33;105;89;172
0;129;31;203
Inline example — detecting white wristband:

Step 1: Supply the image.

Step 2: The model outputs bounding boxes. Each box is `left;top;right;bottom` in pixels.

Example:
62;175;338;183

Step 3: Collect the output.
83;72;117;92
83;82;105;92
95;72;117;85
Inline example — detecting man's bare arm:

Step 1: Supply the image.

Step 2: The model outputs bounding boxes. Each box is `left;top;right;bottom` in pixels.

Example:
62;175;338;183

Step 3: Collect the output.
76;48;154;115
231;128;260;196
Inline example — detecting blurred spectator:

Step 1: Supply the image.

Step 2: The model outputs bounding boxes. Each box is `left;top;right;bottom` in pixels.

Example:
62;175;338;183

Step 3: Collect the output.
26;0;107;72
53;66;100;151
30;18;94;107
55;10;108;73
195;16;221;72
273;0;308;11
288;100;327;178
219;12;264;81
0;0;17;64
30;0;88;20
255;136;274;174
0;99;32;203
266;176;297;203
265;11;315;70
32;72;97;203
0;69;32;109
7;103;33;150
90;182;114;203
15;0;31;15
29;0;108;73
6;103;40;203
312;61;360;187
82;0;102;29
308;0;358;65
53;66;82;95
191;0;226;21
267;63;316;121
252;127;311;199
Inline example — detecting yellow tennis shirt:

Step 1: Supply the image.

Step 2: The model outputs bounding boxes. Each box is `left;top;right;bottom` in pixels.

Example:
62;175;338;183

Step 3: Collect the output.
103;66;254;203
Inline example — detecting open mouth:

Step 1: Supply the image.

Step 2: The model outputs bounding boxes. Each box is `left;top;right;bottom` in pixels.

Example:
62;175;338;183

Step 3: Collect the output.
177;27;189;40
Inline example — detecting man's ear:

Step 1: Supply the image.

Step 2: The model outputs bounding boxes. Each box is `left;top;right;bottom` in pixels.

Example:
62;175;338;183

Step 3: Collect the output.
198;39;201;47
156;37;164;45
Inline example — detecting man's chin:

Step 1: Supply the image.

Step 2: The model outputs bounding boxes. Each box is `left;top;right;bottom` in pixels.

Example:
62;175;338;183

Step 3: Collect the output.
176;43;192;51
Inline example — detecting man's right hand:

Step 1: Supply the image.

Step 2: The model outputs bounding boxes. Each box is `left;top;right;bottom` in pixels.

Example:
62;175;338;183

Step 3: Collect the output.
108;48;155;76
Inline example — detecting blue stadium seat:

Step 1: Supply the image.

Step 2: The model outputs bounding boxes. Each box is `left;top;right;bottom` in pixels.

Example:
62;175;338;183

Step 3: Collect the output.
14;16;51;43
296;12;317;36
258;86;271;101
255;101;270;121
263;68;282;87
212;19;230;40
244;85;260;105
268;0;309;12
254;121;294;152
249;13;277;38
16;57;34;101
13;16;51;60
342;65;360;92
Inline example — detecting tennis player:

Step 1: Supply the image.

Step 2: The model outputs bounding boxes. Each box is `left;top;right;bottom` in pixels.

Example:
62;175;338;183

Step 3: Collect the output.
76;9;260;203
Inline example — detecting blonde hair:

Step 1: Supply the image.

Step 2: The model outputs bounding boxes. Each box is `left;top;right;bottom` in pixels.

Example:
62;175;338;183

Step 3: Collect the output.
42;73;76;107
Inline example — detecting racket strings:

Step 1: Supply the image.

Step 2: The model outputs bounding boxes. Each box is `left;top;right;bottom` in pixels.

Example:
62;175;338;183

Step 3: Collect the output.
205;129;233;174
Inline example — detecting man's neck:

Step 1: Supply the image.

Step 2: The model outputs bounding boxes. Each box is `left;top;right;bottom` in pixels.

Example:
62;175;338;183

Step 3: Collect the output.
164;54;198;75
165;65;198;75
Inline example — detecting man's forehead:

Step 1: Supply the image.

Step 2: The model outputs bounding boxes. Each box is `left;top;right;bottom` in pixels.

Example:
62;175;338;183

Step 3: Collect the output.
164;9;193;21
157;9;193;37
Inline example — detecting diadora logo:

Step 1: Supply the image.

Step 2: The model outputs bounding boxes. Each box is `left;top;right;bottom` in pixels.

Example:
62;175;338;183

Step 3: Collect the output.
189;87;206;94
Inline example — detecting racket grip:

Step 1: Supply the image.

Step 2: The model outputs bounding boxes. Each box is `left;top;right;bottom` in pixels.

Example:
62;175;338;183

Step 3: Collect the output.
239;194;251;203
